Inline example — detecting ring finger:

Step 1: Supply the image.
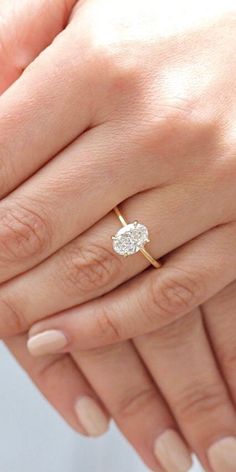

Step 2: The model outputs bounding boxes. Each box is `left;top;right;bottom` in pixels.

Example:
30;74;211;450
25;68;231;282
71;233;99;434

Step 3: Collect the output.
0;183;227;338
27;219;236;352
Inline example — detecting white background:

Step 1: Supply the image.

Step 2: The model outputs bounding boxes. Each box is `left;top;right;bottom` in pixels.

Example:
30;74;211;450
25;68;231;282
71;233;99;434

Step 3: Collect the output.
0;343;203;472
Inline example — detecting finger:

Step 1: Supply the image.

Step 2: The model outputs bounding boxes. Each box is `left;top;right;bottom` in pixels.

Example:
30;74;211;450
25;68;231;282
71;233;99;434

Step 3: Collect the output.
28;221;236;351
0;2;226;283
0;126;152;287
0;179;223;337
202;281;236;470
0;10;100;442
0;4;98;438
0;0;77;93
134;309;236;472
0;13;97;199
0;3;128;288
5;334;109;437
72;342;191;472
203;280;236;398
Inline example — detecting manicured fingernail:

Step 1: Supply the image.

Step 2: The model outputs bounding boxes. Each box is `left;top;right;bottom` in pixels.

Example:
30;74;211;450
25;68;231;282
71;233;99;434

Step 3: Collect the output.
154;430;192;472
27;330;67;356
75;396;109;437
208;437;236;471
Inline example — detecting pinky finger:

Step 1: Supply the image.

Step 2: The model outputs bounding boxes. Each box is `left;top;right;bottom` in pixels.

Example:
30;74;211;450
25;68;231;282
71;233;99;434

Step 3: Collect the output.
5;334;110;437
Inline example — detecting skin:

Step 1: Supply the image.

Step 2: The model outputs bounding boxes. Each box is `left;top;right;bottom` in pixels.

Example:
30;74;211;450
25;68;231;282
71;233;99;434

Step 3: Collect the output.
0;0;110;436
1;0;236;470
0;2;186;471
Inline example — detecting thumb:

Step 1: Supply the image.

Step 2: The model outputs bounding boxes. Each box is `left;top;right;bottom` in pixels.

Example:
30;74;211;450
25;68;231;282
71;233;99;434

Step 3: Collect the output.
0;0;77;92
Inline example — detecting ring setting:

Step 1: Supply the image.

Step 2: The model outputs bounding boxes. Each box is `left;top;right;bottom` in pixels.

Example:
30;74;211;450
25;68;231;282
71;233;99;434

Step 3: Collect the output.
112;221;150;256
112;206;161;269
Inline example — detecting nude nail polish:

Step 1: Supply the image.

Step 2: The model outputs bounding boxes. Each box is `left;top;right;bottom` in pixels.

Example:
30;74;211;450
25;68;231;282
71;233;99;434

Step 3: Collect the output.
27;330;67;356
75;396;109;437
154;430;192;472
208;437;236;472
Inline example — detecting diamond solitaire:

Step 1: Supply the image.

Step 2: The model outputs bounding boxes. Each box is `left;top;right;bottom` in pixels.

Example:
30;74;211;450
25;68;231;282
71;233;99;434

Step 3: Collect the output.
112;206;161;269
112;222;149;256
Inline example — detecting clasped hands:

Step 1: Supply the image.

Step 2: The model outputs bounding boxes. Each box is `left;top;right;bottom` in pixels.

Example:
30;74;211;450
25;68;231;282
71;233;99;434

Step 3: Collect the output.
1;1;236;471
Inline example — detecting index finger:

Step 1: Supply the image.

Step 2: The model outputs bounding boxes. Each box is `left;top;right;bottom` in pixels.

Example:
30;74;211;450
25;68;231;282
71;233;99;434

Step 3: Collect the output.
0;12;93;198
0;0;77;93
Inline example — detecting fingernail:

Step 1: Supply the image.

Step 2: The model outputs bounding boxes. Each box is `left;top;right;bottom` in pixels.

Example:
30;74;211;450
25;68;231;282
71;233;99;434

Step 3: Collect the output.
208;437;236;471
27;330;67;356
75;396;109;437
154;430;192;472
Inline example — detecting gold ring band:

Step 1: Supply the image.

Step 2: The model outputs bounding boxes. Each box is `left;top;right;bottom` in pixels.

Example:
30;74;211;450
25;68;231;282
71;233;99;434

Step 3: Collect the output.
112;206;161;269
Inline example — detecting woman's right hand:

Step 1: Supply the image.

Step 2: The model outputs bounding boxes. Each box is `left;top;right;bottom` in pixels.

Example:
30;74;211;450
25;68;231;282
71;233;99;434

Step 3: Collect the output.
7;282;236;472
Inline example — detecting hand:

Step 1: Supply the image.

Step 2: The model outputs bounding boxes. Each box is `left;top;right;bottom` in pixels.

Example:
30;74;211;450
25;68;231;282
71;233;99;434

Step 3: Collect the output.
0;0;234;339
0;4;195;472
70;287;236;472
1;1;236;470
0;0;113;437
8;288;236;471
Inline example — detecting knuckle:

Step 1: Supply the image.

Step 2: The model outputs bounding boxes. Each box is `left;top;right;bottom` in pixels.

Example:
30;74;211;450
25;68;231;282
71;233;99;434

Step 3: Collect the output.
0;294;27;335
35;354;69;381
92;307;122;344
158;98;197;131
78;343;125;362
175;383;227;423
140;98;196;150
87;34;140;96
0;203;51;262
59;240;122;296
115;386;158;419
142;97;218;163
150;311;199;349
149;268;203;321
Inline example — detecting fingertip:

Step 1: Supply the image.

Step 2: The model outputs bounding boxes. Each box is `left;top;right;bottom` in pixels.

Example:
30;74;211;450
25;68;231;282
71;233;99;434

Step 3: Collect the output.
27;330;68;356
75;396;110;438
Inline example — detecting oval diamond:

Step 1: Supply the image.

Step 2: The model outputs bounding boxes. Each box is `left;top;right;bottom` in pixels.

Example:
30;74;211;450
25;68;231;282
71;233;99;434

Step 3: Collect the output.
112;222;149;256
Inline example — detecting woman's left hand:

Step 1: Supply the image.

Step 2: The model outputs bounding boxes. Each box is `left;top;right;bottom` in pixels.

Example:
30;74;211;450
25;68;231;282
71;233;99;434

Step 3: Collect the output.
0;1;235;471
0;0;234;341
